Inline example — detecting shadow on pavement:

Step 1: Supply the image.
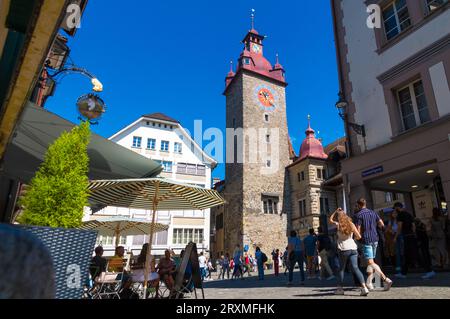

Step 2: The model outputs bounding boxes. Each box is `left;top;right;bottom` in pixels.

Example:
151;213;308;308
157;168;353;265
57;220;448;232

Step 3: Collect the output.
203;270;450;290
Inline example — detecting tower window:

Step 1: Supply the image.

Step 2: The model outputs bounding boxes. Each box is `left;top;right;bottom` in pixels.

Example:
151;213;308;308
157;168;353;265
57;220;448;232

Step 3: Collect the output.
152;123;156;127
267;160;271;167
146;121;150;126
266;135;270;143
317;168;323;180
299;199;307;217
262;196;279;214
264;114;269;122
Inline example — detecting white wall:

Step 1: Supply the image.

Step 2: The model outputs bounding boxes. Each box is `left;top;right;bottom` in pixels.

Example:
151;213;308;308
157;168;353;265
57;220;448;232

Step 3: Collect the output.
340;1;450;150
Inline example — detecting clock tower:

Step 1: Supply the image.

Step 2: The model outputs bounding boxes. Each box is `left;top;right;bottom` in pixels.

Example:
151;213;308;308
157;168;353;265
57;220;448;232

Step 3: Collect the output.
222;24;291;255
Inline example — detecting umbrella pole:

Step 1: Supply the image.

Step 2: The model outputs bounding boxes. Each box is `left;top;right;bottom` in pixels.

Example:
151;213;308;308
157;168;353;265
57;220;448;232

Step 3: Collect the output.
115;224;120;248
143;182;160;299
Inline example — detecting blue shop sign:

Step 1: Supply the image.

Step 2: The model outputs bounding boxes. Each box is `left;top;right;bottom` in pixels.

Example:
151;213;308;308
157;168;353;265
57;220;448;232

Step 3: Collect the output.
362;166;383;178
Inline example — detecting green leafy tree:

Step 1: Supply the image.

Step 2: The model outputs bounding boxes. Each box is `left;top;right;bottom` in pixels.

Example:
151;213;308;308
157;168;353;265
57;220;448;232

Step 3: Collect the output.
18;122;91;228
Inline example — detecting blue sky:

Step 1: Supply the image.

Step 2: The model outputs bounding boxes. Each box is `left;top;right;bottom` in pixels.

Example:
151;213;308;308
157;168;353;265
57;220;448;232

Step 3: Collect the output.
45;0;343;179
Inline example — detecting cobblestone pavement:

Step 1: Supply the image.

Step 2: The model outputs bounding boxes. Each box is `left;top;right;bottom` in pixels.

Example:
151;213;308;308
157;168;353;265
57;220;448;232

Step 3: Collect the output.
202;270;450;299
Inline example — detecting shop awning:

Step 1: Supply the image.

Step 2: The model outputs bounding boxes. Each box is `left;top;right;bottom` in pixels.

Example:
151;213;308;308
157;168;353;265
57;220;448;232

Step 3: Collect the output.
0;102;163;183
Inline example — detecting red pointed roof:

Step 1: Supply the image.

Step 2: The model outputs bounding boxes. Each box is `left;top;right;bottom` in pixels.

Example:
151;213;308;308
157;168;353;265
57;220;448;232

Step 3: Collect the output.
298;119;328;161
273;54;283;70
224;26;286;93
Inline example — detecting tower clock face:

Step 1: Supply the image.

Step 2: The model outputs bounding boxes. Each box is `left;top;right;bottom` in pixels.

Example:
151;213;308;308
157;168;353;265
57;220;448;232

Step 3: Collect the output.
251;43;261;54
255;84;278;112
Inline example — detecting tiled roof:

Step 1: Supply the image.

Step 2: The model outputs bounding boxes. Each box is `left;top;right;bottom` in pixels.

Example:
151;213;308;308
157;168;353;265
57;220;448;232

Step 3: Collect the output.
142;113;179;124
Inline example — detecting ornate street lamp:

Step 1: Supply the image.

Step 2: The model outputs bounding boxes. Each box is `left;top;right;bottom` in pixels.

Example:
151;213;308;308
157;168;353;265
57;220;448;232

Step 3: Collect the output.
47;65;106;124
335;92;366;137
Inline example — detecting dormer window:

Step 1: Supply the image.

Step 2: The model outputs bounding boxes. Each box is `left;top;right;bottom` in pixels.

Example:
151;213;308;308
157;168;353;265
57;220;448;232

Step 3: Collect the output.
244;58;250;65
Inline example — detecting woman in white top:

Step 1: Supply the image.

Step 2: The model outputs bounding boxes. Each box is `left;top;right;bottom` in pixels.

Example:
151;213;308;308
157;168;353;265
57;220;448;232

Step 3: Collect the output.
330;208;369;296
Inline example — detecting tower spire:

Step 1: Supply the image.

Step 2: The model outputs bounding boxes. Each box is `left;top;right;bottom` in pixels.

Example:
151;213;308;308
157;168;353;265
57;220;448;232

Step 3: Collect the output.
251;9;255;30
229;60;234;73
306;114;315;136
276;53;279;65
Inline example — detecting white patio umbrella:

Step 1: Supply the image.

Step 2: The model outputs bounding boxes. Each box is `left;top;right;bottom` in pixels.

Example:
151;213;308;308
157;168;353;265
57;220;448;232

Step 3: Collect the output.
79;216;169;247
87;177;225;298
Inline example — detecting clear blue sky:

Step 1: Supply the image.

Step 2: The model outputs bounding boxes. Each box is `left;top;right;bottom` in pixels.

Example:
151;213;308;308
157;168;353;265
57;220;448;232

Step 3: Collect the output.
45;0;343;179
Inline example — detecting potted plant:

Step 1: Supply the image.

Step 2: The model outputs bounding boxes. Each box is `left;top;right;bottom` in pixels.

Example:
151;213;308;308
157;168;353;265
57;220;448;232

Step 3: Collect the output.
16;122;97;299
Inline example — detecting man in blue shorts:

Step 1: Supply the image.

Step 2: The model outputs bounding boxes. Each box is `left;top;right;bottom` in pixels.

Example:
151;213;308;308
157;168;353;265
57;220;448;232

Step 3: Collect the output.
355;198;393;291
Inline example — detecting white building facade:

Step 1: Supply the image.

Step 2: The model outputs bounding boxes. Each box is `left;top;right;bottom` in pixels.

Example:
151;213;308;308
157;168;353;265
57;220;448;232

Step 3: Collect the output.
85;113;216;257
332;0;450;224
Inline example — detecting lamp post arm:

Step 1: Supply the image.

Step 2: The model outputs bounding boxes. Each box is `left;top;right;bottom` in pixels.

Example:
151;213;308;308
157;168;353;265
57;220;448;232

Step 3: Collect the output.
50;66;95;80
48;67;103;92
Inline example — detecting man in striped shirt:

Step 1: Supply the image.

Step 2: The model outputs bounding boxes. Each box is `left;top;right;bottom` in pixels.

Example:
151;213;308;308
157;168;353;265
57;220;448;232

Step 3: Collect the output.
355;198;393;291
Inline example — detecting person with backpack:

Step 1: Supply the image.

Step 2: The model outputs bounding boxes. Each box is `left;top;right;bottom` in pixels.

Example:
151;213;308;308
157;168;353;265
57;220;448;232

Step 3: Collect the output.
304;229;318;279
255;246;266;280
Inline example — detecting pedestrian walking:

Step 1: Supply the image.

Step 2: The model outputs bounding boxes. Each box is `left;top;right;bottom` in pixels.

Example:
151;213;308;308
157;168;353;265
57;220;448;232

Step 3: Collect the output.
198;251;207;281
232;244;244;280
222;253;230;279
272;249;280;276
206;258;214;280
355;198;393;291
255;247;266;280
217;255;224;280
287;230;305;286
317;226;335;280
431;208;448;268
330;208;370;296
304;229;318;279
415;218;436;279
393;202;436;279
252;255;257;272
242;252;252;277
283;247;289;276
385;209;402;274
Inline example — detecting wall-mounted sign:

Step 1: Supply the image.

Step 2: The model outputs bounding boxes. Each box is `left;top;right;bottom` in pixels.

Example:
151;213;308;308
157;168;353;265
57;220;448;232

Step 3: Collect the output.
362;166;383;178
76;93;106;122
